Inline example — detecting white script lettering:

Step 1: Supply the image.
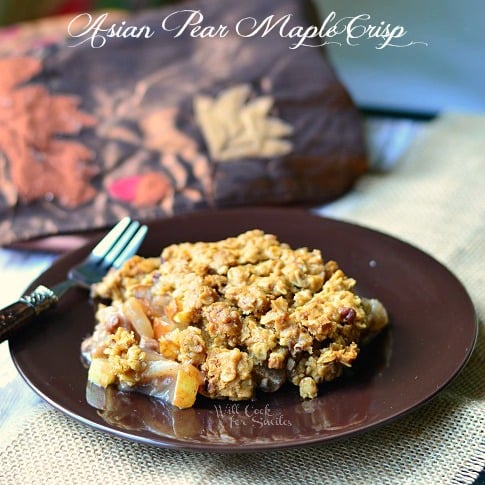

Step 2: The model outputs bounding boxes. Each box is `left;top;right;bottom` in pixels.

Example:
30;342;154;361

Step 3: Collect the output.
68;12;154;48
236;11;425;50
161;10;229;39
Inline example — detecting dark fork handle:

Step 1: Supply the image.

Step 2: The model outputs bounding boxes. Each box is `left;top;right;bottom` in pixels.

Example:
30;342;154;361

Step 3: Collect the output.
0;286;58;343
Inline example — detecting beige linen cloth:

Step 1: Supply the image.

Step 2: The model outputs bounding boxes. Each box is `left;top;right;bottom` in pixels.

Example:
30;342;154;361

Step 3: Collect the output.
1;113;484;484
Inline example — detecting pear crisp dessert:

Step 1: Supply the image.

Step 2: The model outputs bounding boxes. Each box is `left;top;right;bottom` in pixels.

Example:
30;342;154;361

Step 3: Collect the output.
82;230;388;409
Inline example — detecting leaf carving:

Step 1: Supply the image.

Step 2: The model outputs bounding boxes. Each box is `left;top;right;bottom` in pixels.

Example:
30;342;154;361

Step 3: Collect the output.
194;84;293;161
138;107;211;209
108;172;171;208
140;107;198;160
0;56;96;208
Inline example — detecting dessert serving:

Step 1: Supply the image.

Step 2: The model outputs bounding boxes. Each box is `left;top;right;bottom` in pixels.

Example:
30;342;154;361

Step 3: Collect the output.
82;230;389;409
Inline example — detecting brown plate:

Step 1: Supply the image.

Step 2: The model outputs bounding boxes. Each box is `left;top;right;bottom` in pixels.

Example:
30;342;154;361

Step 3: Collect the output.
9;208;477;452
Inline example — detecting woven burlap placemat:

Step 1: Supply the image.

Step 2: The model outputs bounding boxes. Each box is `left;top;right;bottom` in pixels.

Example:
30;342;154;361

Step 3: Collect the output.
1;113;484;484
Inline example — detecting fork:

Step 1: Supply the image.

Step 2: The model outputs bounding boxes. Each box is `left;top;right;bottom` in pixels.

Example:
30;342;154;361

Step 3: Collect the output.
0;217;147;343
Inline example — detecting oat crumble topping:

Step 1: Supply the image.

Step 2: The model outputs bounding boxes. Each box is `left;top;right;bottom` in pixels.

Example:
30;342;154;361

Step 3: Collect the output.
82;230;388;408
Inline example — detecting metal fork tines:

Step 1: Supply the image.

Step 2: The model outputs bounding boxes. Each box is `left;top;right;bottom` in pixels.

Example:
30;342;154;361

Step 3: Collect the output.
0;217;147;343
66;218;148;291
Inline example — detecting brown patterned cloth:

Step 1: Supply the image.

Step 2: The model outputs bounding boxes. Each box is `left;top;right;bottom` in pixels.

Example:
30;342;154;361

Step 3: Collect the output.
0;0;367;246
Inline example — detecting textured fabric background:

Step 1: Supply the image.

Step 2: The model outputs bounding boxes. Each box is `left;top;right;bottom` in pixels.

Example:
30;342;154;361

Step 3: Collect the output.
0;1;367;246
1;113;484;484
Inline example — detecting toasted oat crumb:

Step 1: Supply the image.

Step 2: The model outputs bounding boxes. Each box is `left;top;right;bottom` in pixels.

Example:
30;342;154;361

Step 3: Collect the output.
86;229;389;403
103;327;147;386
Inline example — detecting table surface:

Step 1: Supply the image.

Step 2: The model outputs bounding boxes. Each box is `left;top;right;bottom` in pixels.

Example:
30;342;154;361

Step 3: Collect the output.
1;116;483;484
